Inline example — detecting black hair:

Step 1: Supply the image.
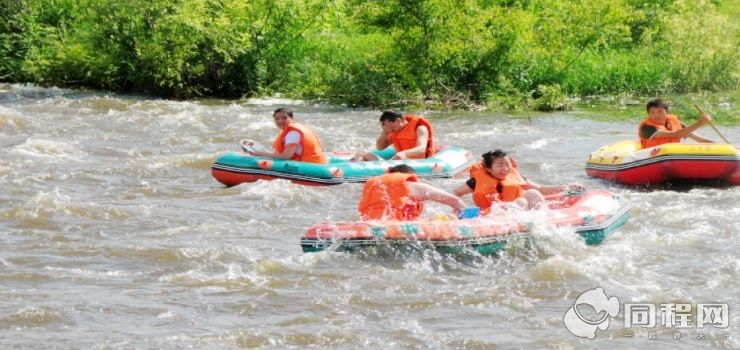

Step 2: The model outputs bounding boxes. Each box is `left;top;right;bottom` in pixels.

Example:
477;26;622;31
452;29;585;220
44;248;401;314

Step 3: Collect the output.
482;149;507;168
388;164;416;174
273;107;294;118
379;110;403;123
646;99;669;112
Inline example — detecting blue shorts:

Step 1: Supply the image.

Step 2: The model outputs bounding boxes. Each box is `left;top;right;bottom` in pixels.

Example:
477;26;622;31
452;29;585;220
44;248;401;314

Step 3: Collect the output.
371;146;397;160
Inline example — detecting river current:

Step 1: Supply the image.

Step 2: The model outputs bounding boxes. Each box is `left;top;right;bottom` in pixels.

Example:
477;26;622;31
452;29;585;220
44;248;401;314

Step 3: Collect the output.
0;84;738;349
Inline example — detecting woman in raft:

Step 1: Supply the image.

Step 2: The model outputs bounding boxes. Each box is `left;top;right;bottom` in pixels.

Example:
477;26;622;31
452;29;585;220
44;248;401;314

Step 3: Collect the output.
454;150;582;212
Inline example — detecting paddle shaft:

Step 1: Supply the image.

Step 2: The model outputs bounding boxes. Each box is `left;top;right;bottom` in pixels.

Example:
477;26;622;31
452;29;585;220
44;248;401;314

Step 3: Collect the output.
692;104;732;144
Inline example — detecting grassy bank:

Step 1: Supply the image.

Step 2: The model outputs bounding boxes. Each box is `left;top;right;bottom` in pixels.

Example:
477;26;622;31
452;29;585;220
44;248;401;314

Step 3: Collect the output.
572;89;739;125
1;0;738;111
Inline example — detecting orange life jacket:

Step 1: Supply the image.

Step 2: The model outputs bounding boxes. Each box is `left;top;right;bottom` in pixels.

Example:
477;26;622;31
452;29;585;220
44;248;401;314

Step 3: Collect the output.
389;115;435;158
358;173;424;221
272;122;328;164
470;162;526;211
638;114;683;148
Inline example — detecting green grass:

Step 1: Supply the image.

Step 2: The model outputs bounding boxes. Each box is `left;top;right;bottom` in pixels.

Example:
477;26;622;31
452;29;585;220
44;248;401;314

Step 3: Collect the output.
573;89;740;126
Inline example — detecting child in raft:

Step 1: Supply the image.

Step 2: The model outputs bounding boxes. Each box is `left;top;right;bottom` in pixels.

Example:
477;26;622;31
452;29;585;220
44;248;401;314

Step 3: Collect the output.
453;149;583;213
638;98;714;148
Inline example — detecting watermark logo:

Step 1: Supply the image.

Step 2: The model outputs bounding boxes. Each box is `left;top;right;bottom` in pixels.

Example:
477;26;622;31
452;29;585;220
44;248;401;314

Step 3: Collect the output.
564;287;731;341
563;287;620;339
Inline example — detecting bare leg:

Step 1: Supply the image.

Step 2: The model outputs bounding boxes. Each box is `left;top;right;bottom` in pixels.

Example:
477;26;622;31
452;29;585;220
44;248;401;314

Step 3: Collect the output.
350;152;366;162
363;152;381;161
351;151;381;162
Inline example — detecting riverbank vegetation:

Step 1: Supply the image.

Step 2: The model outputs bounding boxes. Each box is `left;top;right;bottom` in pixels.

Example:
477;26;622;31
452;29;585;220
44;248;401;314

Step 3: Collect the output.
1;0;738;112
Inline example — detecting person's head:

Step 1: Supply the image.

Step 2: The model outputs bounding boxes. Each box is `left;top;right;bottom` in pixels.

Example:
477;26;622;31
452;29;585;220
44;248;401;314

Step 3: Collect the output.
646;99;670;123
388;164;416;174
273;107;294;129
379;110;406;133
482;149;512;180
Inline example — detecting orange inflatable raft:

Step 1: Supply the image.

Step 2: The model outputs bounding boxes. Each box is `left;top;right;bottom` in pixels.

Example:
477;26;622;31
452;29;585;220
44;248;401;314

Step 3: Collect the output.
300;189;630;255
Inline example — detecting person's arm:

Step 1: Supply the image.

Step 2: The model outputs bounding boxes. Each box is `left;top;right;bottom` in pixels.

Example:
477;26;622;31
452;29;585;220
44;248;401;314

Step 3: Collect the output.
407;182;466;214
651;115;711;139
639;125;658;140
525;179;559;195
251;143;297;160
376;129;392;150
453;179;474;197
526;179;583;195
688;133;714;143
392;125;429;159
251;131;302;159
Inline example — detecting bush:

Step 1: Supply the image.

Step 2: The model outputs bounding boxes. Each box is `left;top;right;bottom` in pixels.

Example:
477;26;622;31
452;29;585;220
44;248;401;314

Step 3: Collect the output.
0;0;736;106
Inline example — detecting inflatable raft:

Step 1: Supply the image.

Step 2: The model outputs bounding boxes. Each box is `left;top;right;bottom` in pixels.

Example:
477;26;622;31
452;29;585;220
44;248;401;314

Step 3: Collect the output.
585;141;739;186
211;146;474;186
300;190;630;255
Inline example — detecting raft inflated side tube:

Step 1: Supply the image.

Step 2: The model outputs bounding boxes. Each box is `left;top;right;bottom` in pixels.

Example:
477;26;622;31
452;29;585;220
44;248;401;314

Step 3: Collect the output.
212;145;475;186
585;141;739;186
300;189;631;254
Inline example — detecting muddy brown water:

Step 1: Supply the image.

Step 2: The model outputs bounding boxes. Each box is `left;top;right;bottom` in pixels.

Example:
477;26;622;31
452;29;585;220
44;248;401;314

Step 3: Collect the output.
0;84;738;349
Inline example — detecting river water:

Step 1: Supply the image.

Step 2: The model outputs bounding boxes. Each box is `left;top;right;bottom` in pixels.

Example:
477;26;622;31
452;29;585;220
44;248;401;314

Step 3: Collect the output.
0;83;738;349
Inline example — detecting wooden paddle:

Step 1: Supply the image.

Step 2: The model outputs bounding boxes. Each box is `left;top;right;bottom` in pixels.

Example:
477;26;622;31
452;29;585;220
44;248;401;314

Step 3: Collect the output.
693;104;732;144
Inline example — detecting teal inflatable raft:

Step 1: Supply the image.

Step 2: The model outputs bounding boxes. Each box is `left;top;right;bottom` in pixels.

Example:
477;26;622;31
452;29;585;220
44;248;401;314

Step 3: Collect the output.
211;146;474;186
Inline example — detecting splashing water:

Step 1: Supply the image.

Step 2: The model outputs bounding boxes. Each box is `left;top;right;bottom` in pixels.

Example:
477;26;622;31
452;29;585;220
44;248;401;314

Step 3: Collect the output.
0;84;738;348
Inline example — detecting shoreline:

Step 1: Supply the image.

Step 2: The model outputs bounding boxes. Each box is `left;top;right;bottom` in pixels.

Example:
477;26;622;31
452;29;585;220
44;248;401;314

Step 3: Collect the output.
1;82;737;126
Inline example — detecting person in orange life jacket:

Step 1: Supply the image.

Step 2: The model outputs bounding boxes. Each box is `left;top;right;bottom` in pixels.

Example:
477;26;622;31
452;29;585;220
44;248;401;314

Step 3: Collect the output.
358;164;466;221
638;98;714;149
351;110;434;161
242;107;329;164
453;150;583;211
